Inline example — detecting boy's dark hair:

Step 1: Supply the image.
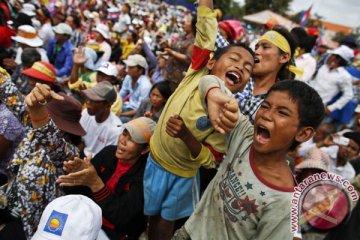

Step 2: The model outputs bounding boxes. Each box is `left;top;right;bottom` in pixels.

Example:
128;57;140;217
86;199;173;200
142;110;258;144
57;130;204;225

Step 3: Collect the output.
150;81;172;100
213;42;255;61
191;14;197;36
21;48;41;67
344;132;360;149
267;80;325;150
272;27;298;81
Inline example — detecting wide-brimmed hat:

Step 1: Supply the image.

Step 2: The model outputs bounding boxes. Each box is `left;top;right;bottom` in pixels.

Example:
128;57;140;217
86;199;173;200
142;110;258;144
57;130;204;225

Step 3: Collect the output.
52;23;72;36
21;61;56;83
123;54;148;70
123;117;156;144
295;148;330;172
46;93;86;136
93;23;110;39
11;25;43;47
32;195;101;240
81;81;117;104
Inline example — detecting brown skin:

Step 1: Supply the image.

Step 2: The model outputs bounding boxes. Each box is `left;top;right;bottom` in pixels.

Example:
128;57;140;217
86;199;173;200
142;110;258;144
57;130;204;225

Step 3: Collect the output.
253;91;314;188
252;40;290;96
25;83;64;129
84;98;111;123
207;46;254;93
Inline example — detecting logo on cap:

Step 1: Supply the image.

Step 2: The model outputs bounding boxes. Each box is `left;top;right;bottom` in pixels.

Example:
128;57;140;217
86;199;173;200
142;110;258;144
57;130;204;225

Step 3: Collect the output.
44;210;68;236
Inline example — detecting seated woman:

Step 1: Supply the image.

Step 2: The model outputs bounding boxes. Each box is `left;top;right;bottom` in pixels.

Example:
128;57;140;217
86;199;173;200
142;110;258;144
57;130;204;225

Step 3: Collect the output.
0;64;85;239
133;81;172;122
57;117;156;240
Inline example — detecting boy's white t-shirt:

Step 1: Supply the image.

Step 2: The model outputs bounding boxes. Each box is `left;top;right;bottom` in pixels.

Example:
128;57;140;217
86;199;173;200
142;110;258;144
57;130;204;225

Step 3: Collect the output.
185;114;296;240
80;109;123;157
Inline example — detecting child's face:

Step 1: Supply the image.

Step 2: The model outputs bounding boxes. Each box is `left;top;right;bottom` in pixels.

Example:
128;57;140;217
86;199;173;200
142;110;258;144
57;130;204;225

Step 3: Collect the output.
253;90;307;154
208;46;254;93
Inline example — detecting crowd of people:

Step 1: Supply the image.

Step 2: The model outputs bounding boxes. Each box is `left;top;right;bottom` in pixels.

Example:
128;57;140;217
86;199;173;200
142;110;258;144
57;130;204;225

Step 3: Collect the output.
0;0;360;239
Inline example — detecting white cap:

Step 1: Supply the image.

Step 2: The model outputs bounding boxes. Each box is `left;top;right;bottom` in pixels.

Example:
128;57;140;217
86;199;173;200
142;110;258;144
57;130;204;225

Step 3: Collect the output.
123;54;148;70
329;45;354;64
96;61;118;77
20;3;36;17
32;195;102;240
52;23;72;36
11;25;43;47
93;23;110;39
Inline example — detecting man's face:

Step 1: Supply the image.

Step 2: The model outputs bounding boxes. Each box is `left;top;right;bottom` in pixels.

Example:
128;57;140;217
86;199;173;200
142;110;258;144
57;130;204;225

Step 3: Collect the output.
85;98;109;116
208;46;254;93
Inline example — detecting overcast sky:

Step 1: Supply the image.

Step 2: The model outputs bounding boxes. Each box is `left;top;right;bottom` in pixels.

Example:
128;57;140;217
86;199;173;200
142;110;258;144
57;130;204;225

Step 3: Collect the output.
234;0;360;28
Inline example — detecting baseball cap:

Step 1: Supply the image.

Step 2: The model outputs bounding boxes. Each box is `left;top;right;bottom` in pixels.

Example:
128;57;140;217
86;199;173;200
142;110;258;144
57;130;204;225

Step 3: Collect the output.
81;81;117;104
295;147;330;172
123;54;148;70
52;23;72;36
123;117;156;144
11;25;43;47
96;61;118;77
329;45;354;64
32;195;102;240
47;93;86;136
21;61;56;83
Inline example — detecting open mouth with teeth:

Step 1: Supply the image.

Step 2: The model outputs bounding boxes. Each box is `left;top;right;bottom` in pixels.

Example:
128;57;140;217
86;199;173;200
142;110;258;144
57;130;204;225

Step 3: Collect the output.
256;125;271;144
225;71;241;85
254;58;260;64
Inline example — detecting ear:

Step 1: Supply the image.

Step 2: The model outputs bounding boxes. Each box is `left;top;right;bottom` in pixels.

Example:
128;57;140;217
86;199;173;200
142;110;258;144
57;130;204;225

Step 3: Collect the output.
295;126;315;144
279;52;290;64
206;58;216;71
141;145;150;155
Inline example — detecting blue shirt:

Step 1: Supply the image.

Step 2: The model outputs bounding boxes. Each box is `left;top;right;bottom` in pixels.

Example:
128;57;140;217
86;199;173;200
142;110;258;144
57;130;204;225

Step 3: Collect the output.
46;38;74;77
119;75;152;110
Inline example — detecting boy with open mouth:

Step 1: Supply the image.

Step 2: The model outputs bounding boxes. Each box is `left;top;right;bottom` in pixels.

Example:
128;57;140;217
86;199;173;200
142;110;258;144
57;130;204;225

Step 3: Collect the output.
173;80;325;240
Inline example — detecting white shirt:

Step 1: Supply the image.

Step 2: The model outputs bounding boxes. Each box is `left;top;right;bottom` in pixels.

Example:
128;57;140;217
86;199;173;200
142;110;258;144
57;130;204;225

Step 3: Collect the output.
15;47;49;65
309;64;353;112
295;53;316;81
38;22;54;48
99;41;112;62
80;109;123;157
321;145;356;180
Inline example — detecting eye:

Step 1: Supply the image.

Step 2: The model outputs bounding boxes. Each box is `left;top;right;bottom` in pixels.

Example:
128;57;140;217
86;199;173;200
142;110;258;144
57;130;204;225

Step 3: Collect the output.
260;103;269;110
278;110;290;117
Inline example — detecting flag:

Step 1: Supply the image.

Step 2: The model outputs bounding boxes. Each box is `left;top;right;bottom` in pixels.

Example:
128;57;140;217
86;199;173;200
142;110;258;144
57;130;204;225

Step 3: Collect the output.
300;5;312;27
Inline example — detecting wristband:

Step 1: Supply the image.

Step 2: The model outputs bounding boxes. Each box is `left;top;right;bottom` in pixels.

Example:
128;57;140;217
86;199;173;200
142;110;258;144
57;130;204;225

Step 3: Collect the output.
29;113;49;123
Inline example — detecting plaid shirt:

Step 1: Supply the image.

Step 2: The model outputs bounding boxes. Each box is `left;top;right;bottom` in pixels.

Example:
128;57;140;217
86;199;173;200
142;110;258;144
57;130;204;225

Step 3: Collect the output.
215;31;229;51
235;78;266;123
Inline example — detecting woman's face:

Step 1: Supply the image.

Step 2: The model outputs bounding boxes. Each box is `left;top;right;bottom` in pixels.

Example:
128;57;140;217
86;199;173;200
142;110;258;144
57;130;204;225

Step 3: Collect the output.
182;16;193;35
150;87;166;109
115;129;145;162
253;39;289;77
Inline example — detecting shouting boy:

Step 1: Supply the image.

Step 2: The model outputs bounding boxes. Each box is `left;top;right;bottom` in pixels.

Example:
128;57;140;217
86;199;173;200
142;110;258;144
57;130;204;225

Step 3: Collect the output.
173;80;325;239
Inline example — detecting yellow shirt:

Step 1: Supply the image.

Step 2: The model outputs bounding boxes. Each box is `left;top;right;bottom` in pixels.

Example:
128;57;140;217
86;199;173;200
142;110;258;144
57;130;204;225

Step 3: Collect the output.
150;6;226;178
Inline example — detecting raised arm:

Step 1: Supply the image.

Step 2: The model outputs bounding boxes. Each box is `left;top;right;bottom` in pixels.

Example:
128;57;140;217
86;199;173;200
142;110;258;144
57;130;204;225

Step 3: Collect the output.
199;0;213;9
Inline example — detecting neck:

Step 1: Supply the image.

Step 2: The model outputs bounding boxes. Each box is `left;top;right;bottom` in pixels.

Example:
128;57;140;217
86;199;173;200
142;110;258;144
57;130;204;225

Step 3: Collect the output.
119;155;140;165
132;75;141;83
252;147;289;168
336;156;347;167
253;73;277;96
95;110;110;123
